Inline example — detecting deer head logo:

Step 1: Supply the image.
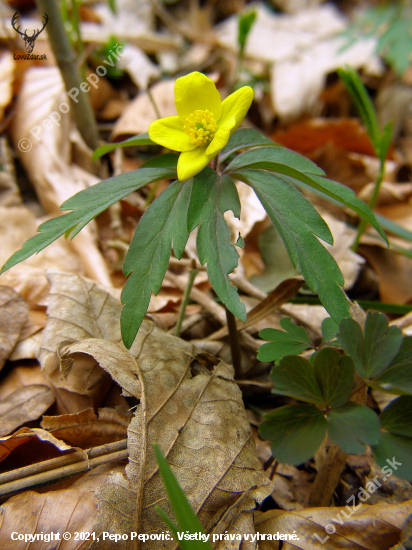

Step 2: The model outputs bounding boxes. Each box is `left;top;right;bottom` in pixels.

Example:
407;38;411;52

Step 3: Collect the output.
12;12;48;54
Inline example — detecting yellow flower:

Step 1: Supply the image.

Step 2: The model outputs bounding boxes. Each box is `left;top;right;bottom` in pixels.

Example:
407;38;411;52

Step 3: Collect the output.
148;72;254;181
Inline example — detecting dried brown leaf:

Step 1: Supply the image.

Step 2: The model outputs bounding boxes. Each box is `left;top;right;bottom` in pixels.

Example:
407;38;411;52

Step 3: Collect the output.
0;385;55;437
0;427;73;464
0;286;29;371
0;463;124;549
42;272;272;549
41;408;130;448
255;500;412;549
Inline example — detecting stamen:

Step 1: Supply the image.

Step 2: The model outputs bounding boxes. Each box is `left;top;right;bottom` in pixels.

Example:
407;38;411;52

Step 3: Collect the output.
184;109;217;146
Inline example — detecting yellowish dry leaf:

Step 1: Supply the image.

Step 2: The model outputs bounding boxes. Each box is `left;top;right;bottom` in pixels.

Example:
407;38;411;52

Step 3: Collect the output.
254;500;412;549
0;286;29;371
0;385;55;437
0;51;14;122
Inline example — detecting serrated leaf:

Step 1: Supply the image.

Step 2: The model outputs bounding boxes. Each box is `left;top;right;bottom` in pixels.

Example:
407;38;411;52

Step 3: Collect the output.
154;444;212;550
327;402;381;454
380;396;412;438
1;155;178;274
270;355;325;405
238;169;350;324
372;432;412;481
258;318;311;362
338;312;403;378
191;170;246;322
259;404;327;465
219;128;281;163
121;178;192;348
313;348;354;408
374;337;412;395
225;146;325;176
92;132;157;161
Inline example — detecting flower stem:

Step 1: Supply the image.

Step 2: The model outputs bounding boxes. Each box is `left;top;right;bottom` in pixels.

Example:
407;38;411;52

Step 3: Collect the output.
225;307;242;378
175;265;198;337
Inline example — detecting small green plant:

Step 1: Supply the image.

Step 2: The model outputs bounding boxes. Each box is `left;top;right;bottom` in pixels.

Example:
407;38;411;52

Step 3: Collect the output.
154;444;212;549
1;71;386;348
343;1;412;77
259;311;412;480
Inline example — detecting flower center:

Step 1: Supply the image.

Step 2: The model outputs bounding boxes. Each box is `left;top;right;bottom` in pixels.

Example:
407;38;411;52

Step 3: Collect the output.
184;109;217;146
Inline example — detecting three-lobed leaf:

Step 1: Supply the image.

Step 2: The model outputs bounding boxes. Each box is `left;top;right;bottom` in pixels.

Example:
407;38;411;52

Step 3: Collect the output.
313;348;354;408
259;404;327;466
258;318;312;362
338;312;403;378
374;337;412;395
270;355;325;405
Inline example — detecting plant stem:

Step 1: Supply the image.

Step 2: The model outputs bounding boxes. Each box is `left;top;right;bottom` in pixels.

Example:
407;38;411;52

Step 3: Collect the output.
0;439;127;497
36;0;100;151
351;156;385;251
175;265;198;337
148;87;161;120
225;307;242;378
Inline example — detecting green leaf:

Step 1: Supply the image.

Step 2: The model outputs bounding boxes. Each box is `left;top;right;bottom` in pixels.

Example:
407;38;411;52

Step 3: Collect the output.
259;404;327;465
380;396;412;438
219;128;281;163
338;312;403;378
238;169;350;324
379;120;393;163
121;178;191;348
270;355;325;404
238;10;257;54
225;146;326;176
1;155;178;274
92;132;157;160
337;67;381;154
374;337;412;395
372;432;412;481
258;318;312;362
154;444;212;550
321;317;339;343
327;402;381;454
190;170;246;322
313;348;354;408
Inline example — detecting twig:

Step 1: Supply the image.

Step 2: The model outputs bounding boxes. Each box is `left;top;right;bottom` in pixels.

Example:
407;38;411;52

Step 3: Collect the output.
36;0;100;151
0;439;127;497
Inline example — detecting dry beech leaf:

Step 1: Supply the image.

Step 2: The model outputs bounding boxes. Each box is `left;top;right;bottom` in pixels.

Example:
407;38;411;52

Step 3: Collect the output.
42;272;272;549
0;363;51;400
0;206;85;308
10;67;112;287
0;463;125;549
0;385;55;437
255;500;412;549
0;286;29;371
0;427;73;464
41;408;130;448
0;51;14;121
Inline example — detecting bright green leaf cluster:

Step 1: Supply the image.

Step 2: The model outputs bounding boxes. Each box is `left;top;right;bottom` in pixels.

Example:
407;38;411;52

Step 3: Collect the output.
259;312;412;479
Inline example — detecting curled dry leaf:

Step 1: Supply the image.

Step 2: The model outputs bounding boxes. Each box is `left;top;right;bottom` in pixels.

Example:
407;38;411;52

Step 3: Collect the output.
0;463;125;549
0;385;55;437
41;408;130;448
0;427;73;464
42;272;272;549
0;286;29;371
255;499;412;549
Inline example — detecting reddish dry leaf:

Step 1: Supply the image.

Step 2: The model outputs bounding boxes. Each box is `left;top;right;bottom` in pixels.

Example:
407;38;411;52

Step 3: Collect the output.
0;286;29;371
254;500;412;550
0;385;55;437
0;427;73;465
41;408;130;448
0;463;124;549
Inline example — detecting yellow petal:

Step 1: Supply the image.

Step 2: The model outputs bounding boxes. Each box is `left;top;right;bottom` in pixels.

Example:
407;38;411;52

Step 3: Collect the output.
149;116;196;152
177;147;215;181
175;72;222;124
206;86;253;156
